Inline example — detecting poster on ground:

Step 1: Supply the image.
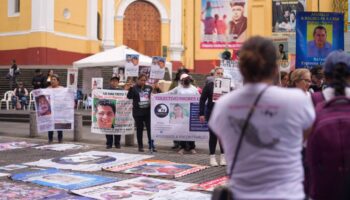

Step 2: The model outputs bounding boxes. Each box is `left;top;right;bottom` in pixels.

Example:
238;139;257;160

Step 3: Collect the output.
33;88;75;132
125;54;139;77
272;0;306;33
91;90;134;135
24;151;153;172
72;177;195;200
220;60;243;89
44;192;94;200
12;168;117;190
200;0;248;49
0;141;38;151
151;94;209;141
67;68;78;90
151;190;211;200
296;12;344;68
189;176;228;192
103;159;208;178
34;143;85;152
0;164;27;171
91;78;103;90
213;78;231;102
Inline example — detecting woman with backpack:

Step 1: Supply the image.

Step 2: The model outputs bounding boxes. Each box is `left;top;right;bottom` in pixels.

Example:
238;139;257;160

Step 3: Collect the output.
307;51;350;200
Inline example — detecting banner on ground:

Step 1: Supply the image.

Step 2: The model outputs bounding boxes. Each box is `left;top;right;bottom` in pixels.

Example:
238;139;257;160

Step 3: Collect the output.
11;168;117;190
189;176;228;192
296;12;344;68
272;0;306;33
67;68;78;90
91;78;103;90
24;151;153;172
34;143;85;152
125;54;139;77
151;94;208;141
220;60;243;89
200;0;248;49
91;89;134;135
103;159;208;178
0;164;27;171
33;88;75;132
213;78;231;102
44;192;94;200
0;141;37;151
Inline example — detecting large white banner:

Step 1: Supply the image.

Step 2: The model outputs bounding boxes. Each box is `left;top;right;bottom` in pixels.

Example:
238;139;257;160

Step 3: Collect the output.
220;60;243;89
67;68;78;90
33;88;75;133
151;94;209;141
91;90;134;135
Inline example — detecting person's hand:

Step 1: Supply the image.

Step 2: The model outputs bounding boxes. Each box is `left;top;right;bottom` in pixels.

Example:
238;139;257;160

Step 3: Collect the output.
124;83;132;90
199;115;206;123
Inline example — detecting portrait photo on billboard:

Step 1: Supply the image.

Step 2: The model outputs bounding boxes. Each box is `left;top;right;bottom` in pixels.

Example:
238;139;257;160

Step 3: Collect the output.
272;0;305;33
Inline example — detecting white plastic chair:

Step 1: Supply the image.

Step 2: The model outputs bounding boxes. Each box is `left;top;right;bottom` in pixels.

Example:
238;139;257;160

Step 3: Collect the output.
28;91;35;110
0;91;14;110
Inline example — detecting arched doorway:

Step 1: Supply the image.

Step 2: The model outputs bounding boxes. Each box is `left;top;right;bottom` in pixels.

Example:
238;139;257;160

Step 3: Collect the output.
123;1;161;56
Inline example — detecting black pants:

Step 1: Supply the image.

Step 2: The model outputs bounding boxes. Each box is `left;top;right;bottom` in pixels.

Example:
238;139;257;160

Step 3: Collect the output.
134;115;151;148
179;141;195;151
105;135;121;147
209;128;224;155
48;131;63;142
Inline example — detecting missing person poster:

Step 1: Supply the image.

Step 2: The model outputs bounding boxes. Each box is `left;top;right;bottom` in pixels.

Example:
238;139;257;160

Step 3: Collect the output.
113;67;126;82
150;56;166;80
125;54;139;77
213;78;231;102
272;0;306;33
67;68;78;90
91;89;134;135
296;12;344;68
220;60;243;89
33;88;75;133
151;94;209;141
91;78;103;90
200;0;248;49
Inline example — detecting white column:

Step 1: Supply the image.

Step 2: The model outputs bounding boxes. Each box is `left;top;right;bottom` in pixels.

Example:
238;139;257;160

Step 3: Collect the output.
31;0;54;32
102;0;115;50
87;0;98;40
169;0;184;61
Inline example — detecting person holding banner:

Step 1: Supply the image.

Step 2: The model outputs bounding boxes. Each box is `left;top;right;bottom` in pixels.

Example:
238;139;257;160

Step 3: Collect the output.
47;74;64;143
199;67;226;166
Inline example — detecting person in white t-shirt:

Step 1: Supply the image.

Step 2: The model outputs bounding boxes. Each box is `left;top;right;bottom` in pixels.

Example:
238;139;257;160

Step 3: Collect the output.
209;36;315;199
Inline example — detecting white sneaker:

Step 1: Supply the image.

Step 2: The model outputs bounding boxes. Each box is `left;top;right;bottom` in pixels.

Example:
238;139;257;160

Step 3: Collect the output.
210;155;218;167
220;154;226;166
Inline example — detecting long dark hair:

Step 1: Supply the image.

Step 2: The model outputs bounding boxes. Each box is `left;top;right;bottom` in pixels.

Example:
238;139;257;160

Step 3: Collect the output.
327;63;350;96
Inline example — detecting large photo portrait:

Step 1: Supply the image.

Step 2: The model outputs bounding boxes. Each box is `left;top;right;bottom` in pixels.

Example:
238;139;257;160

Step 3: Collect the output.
272;0;306;33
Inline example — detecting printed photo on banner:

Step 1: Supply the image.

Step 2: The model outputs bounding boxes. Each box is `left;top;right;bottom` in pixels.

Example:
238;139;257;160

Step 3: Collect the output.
125;54;139;77
113;67;125;82
91;78;103;90
220;60;243;89
169;103;189;124
200;0;247;49
91;89;134;135
67;68;78;90
296;12;344;68
213;78;231;102
272;0;305;33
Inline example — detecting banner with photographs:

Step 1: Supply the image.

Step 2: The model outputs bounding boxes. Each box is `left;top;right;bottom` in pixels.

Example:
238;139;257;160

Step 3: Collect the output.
151;94;209;141
220;60;243;89
34;143;85;152
150;56;166;80
72;177;195;200
125;54;139;77
12;168;117;190
91;78;103;90
272;0;306;33
43;192;93;200
67;68;78;90
200;0;248;49
33;88;75;133
103;159;208;179
0;141;37;151
91;89;134;135
113;67;126;82
296;12;344;68
213;78;231;102
189;176;228;192
24;151;153;172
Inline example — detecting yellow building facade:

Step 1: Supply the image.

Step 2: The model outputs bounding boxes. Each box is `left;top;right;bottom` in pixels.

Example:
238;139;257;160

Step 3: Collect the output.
0;0;341;73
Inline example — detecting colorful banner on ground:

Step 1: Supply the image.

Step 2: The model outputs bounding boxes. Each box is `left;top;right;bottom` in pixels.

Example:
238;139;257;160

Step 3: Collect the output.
67;68;78;90
33;88;75;132
24;151;153;172
72;177;195;200
0;141;37;151
151;94;209;141
125;54;139;77
103;159;208;179
0;173;10;177
200;0;248;49
296;12;344;68
44;192;94;200
91;78;103;90
0;164;27;171
91;89;134;135
34;143;85;152
151;191;211;200
189;176;228;192
12;168;117;190
272;0;306;33
220;60;243;89
213;78;231;102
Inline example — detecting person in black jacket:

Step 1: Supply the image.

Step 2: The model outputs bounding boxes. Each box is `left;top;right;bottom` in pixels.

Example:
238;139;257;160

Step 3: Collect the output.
32;69;46;89
199;67;226;166
126;74;156;152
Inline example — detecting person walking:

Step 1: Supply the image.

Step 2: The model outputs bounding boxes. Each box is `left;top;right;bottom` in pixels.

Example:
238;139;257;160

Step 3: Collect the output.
209;36;315;199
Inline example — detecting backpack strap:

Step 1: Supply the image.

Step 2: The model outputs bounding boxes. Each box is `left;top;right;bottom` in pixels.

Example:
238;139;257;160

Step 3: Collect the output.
311;92;325;107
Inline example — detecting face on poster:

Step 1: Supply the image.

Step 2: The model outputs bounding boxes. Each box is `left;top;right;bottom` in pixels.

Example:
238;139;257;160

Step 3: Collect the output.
200;0;248;49
91;78;103;90
272;0;306;33
35;95;52;117
67;68;78;90
296;12;344;68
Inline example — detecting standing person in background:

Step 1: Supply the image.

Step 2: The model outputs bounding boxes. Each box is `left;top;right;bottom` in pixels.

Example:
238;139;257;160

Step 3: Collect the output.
47;74;64;143
32;69;46;89
126;74;156;152
45;69;54;88
280;71;289;87
199;67;226;166
290;68;312;95
309;66;325;92
209;36;315;199
8;59;19;90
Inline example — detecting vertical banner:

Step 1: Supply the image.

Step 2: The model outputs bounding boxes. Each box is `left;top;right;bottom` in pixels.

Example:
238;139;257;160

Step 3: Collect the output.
200;0;248;49
113;67;126;82
91;89;134;135
125;54;139;77
67;68;78;91
151;94;208;141
91;78;103;90
220;60;243;89
150;56;166;80
296;12;344;68
272;0;306;33
213;78;231;102
33;88;75;133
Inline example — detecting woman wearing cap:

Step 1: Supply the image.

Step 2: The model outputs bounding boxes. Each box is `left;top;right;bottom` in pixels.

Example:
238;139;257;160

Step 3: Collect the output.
166;73;199;154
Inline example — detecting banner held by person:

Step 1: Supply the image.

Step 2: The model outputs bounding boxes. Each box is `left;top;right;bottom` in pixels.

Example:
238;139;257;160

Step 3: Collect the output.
213;78;231;102
150;56;166;80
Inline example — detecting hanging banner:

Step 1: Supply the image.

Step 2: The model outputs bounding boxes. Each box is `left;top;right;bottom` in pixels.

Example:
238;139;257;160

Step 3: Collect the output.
91;78;103;90
150;56;166;80
113;67;126;82
213;78;231;102
33;88;75;132
91;89;134;135
151;94;209;141
200;0;248;49
296;12;344;68
272;0;306;33
220;60;243;89
125;54;139;77
67;68;78;90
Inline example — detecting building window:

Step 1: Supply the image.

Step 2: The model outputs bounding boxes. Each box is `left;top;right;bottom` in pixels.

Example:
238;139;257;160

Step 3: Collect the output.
8;0;20;17
14;0;20;13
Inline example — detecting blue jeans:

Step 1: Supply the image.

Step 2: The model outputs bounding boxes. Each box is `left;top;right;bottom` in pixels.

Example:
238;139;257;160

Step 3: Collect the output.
12;96;28;109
